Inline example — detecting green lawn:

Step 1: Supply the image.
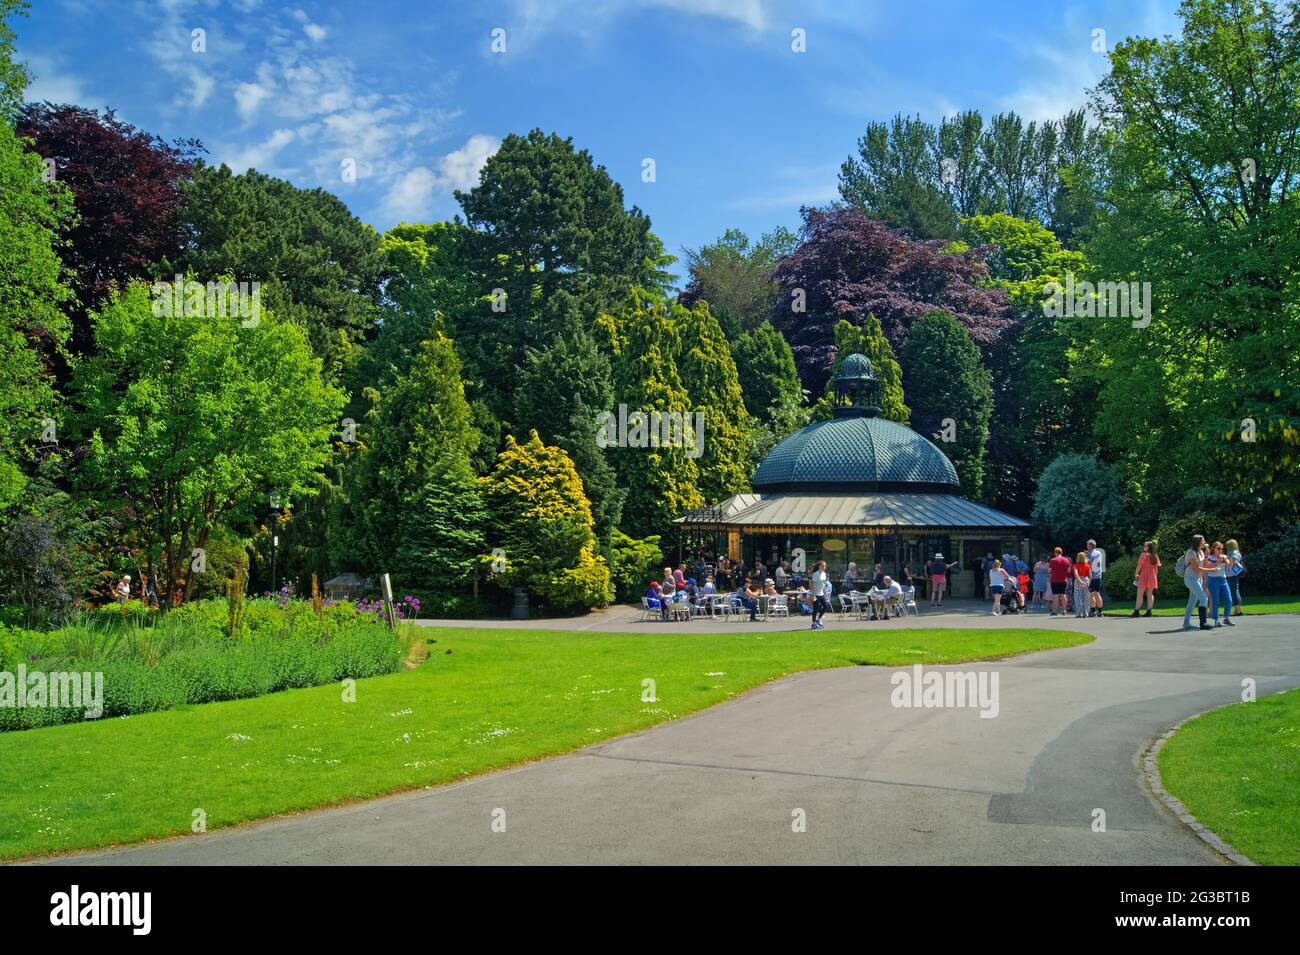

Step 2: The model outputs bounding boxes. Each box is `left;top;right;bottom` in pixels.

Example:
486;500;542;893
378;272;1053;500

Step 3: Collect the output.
1159;688;1300;866
1105;593;1300;617
0;625;1088;861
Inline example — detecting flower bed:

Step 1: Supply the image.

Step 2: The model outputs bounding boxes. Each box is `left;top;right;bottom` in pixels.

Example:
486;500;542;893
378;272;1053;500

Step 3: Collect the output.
0;597;406;732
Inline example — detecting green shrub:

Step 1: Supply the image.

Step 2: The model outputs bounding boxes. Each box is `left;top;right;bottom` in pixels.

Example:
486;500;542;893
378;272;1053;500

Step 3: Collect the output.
1153;510;1250;561
0;598;406;733
609;531;663;601
0;623;35;671
1248;524;1300;593
325;621;405;680
187;527;251;601
242;599;288;636
94;600;152;626
1032;453;1125;546
263;636;329;689
167;598;230;638
99;658;181;716
407;592;491;619
1103;552;1139;603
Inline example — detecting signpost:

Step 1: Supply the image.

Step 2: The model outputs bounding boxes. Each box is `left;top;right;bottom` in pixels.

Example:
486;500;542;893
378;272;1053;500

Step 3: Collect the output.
380;573;399;631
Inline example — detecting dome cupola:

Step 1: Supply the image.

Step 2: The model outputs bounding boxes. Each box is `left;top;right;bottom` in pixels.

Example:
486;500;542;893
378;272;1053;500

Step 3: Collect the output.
752;352;960;494
831;352;882;418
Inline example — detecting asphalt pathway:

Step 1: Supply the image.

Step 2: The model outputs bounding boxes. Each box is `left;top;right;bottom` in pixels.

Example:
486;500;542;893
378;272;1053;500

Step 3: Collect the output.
48;605;1300;865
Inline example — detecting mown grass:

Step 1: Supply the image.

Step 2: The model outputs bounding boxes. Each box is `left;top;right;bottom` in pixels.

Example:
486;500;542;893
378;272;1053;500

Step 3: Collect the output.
1104;593;1300;617
0;625;1090;861
1159;688;1300;866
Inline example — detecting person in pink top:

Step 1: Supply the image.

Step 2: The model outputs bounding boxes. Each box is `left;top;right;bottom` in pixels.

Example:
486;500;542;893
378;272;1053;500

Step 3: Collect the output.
1131;540;1160;618
673;566;686;589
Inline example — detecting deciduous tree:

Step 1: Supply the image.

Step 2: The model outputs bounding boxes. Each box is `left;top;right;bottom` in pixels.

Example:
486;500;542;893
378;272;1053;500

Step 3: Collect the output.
72;280;345;606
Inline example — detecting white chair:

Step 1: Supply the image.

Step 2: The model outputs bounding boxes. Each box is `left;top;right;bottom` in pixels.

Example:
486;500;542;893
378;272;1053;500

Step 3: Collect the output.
901;586;920;616
640;597;657;622
838;593;855;615
770;594;789;619
851;591;872;620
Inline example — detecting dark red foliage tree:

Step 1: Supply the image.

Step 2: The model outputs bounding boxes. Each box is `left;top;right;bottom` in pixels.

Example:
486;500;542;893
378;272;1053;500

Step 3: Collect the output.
770;206;1014;394
17;104;204;354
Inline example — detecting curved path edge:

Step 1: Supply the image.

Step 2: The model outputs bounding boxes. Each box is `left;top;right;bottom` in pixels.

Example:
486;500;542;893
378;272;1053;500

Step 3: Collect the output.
1141;704;1256;867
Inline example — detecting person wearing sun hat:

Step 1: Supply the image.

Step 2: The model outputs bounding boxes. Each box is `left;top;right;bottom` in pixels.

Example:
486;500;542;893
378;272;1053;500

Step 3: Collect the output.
927;553;949;606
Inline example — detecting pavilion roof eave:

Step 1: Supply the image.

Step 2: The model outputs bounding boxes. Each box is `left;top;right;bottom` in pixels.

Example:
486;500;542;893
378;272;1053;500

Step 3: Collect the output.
677;492;1030;533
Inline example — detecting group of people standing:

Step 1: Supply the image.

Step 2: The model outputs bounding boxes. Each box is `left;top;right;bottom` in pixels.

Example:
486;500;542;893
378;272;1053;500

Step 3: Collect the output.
1180;536;1246;630
1020;540;1108;618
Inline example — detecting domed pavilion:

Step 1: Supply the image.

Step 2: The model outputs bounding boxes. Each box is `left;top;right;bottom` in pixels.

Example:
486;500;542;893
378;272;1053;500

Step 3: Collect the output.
677;354;1030;597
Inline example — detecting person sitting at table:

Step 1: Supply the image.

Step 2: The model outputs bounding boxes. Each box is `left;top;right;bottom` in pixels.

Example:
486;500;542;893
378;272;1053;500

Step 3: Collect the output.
701;575;716;596
876;575;904;619
645;582;666;619
734;577;760;622
682;577;699;605
763;578;778;597
899;563;914;591
842;562;858;592
669;585;692;618
774;560;789;592
871;563;885;588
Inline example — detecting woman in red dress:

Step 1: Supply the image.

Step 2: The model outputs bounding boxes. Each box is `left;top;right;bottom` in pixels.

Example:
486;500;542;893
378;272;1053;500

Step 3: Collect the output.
1131;541;1160;617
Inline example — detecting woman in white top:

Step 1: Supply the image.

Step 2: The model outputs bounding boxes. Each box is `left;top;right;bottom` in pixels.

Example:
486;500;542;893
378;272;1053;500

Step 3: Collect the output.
988;560;1014;615
1203;541;1236;628
810;560;831;631
1182;535;1212;631
1224;539;1245;616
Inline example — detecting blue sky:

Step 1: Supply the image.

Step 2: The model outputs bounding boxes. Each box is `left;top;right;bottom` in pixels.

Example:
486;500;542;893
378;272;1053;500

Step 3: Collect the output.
19;0;1182;280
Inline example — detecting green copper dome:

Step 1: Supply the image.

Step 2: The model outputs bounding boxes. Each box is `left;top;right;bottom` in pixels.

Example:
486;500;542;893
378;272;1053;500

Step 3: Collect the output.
752;415;960;493
835;353;875;381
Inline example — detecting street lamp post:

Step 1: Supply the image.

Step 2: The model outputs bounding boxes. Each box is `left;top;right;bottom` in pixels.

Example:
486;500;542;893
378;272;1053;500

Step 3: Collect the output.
269;493;281;593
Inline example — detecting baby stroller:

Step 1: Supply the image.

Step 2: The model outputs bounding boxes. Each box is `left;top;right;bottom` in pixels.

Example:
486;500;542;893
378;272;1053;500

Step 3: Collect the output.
1002;576;1027;614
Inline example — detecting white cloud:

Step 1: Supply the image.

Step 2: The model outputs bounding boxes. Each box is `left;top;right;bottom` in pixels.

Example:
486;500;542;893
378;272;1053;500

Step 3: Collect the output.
142;0;233;111
381;166;438;222
234;80;271;119
501;0;771;55
652;0;767;31
729;184;838;210
292;7;328;42
221;128;296;173
379;135;500;223
998;40;1106;122
20;53;86;104
439;134;500;191
233;62;277;120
